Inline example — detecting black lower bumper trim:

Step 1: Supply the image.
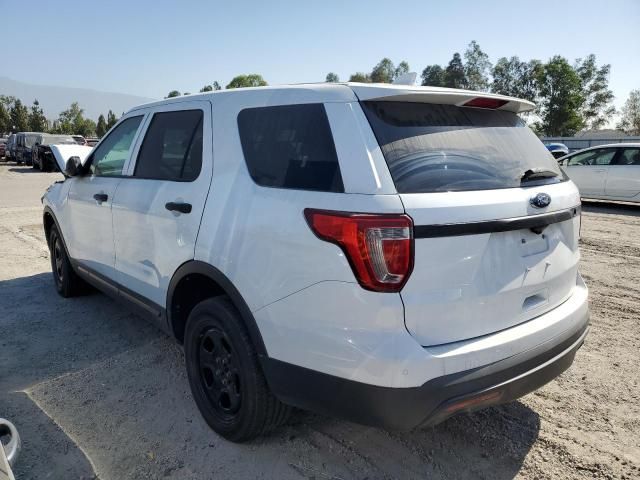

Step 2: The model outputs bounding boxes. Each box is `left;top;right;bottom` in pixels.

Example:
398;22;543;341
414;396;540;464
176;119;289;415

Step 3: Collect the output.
263;323;589;430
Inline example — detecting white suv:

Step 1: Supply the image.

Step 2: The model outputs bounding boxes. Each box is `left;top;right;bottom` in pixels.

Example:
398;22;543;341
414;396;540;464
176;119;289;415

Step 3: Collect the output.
42;83;589;442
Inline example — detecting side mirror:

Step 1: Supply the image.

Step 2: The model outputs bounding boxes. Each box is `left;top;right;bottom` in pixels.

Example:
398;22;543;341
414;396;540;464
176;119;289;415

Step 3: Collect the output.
64;156;83;177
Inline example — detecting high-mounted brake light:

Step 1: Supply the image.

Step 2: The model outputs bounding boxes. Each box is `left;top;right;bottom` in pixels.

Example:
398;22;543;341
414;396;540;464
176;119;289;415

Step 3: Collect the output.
304;209;414;293
463;97;509;109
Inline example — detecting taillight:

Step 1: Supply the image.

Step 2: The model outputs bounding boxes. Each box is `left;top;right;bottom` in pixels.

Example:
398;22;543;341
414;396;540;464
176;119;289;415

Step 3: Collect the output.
463;97;508;109
304;209;414;293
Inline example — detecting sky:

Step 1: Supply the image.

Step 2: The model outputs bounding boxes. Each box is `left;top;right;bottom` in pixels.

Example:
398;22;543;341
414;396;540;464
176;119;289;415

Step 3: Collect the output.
5;0;640;112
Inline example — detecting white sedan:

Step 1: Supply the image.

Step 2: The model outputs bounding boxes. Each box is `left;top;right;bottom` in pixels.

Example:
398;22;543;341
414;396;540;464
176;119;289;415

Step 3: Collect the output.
558;143;640;203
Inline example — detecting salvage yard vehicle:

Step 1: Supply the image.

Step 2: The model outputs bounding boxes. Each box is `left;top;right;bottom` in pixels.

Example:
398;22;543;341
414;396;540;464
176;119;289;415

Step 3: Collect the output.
0;138;6;159
4;134;16;162
31;134;78;171
14;132;44;165
42;83;590;442
559;143;640;203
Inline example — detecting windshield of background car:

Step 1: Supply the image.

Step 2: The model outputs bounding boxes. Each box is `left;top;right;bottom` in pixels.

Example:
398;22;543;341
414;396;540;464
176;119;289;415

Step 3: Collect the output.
361;101;564;193
42;135;76;145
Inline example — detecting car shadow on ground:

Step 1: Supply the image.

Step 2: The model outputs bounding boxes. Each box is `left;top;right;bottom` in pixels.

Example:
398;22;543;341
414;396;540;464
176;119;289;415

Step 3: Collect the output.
1;272;540;479
7;166;40;174
582;199;640;217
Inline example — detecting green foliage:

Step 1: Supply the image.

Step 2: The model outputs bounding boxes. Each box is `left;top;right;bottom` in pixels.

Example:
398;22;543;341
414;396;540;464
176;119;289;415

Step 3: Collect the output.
535;56;585;136
491;57;541;102
464;41;492;91
348;72;371;83
370;58;396;83
394;61;410;79
106;110;118;130
10;99;30;132
421;65;445;87
617;89;640;135
200;85;213;92
29;100;48;132
96;114;107;137
226;74;268;89
166;90;181;98
575;54;615;130
325;72;339;83
0;102;10;134
53;102;96;136
444;53;467;89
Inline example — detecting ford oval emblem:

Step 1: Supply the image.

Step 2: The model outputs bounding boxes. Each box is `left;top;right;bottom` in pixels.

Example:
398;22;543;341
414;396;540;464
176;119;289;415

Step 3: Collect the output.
530;192;551;208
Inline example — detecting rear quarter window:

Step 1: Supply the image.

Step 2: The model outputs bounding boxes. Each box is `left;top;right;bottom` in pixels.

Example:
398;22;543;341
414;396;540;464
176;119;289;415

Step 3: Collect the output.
237;103;344;192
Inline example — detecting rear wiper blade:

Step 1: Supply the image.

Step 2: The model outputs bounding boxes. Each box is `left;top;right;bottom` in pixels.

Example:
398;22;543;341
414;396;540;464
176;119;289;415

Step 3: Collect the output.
520;168;559;183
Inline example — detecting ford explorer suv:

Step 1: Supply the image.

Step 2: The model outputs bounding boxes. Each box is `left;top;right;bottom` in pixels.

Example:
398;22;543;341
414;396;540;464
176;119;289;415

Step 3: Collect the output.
42;83;589;442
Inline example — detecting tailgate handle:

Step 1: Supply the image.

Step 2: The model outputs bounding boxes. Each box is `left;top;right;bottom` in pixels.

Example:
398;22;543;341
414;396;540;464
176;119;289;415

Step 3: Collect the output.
523;293;548;311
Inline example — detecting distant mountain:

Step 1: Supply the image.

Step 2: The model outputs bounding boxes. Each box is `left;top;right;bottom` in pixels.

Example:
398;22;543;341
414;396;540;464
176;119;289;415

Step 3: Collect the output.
0;77;156;121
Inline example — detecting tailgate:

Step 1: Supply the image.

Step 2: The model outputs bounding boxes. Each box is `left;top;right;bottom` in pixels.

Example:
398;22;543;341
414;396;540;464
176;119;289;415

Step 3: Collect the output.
401;182;581;346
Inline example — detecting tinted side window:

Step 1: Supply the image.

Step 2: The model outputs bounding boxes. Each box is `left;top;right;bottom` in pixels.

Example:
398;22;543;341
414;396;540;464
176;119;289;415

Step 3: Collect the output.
567;149;616;166
90;116;143;176
237;104;343;192
617;148;640;165
134;110;203;181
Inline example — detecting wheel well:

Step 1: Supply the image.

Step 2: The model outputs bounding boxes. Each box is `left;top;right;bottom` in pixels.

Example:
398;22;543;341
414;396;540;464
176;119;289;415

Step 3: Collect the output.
43;212;55;245
170;273;226;343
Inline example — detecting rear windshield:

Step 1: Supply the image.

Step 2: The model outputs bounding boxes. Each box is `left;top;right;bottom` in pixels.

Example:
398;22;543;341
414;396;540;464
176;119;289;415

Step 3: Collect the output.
24;134;40;147
42;135;76;145
362;101;564;193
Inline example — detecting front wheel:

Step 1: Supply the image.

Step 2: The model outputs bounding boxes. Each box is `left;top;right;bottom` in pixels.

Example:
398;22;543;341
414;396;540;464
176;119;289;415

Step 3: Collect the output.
184;297;291;442
48;225;86;297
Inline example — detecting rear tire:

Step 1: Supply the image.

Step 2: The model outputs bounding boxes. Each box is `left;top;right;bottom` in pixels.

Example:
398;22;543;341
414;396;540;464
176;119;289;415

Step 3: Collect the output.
184;297;291;442
48;225;86;297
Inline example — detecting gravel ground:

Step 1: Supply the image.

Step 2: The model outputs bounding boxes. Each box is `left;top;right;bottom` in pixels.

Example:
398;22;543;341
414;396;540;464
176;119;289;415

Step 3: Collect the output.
0;163;638;479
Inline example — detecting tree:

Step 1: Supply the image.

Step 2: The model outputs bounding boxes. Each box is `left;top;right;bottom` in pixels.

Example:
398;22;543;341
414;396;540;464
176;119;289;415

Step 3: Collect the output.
29;100;48;132
53;102;96;136
535;56;584;136
370;58;396;83
200;82;222;92
0;103;10;134
166;90;181;98
96;114;108;137
617;89;640;135
10;99;29;132
325;72;339;82
106;110;118;130
575;54;615;130
394;61;410;79
421;65;446;87
491;57;542;102
226;74;267;89
444;53;467;89
348;72;370;83
464;41;492;91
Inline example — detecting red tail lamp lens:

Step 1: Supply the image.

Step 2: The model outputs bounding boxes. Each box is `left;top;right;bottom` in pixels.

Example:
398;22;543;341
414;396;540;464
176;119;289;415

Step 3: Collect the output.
304;209;414;292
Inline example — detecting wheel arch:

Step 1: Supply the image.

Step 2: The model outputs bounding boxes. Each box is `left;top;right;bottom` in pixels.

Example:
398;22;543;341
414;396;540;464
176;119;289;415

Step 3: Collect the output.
167;261;268;358
43;206;68;254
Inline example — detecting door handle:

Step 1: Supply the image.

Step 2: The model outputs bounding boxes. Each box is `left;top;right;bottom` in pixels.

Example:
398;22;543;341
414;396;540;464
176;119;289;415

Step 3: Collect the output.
165;202;192;214
93;193;108;203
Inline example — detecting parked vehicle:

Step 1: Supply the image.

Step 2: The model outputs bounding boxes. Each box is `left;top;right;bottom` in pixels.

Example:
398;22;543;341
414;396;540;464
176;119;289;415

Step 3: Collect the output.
14;132;46;165
5;134;16;162
31;134;77;171
85;137;100;147
0;138;6;159
43;84;589;442
558;143;640;203
72;135;86;145
546;142;569;159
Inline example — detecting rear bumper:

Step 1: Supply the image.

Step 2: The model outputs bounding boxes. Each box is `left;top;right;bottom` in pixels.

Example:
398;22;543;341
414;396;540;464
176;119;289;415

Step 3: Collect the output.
264;321;588;430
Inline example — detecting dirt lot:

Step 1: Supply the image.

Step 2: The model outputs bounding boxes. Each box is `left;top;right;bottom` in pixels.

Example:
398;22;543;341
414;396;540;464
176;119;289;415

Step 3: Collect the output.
0;162;638;479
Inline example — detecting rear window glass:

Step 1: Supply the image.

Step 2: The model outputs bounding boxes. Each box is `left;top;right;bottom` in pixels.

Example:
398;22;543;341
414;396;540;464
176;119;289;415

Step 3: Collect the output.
238;104;343;192
362;101;564;193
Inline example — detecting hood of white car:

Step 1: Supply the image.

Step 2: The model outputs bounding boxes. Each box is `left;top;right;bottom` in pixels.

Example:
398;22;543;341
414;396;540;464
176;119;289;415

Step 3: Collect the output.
50;144;94;174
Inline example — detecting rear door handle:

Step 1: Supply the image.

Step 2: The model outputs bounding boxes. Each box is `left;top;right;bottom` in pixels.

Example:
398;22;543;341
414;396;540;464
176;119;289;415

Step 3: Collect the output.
93;193;108;203
165;202;192;214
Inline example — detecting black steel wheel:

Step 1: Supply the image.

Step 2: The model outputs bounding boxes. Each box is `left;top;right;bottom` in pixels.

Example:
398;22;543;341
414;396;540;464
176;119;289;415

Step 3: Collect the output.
184;297;291;442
